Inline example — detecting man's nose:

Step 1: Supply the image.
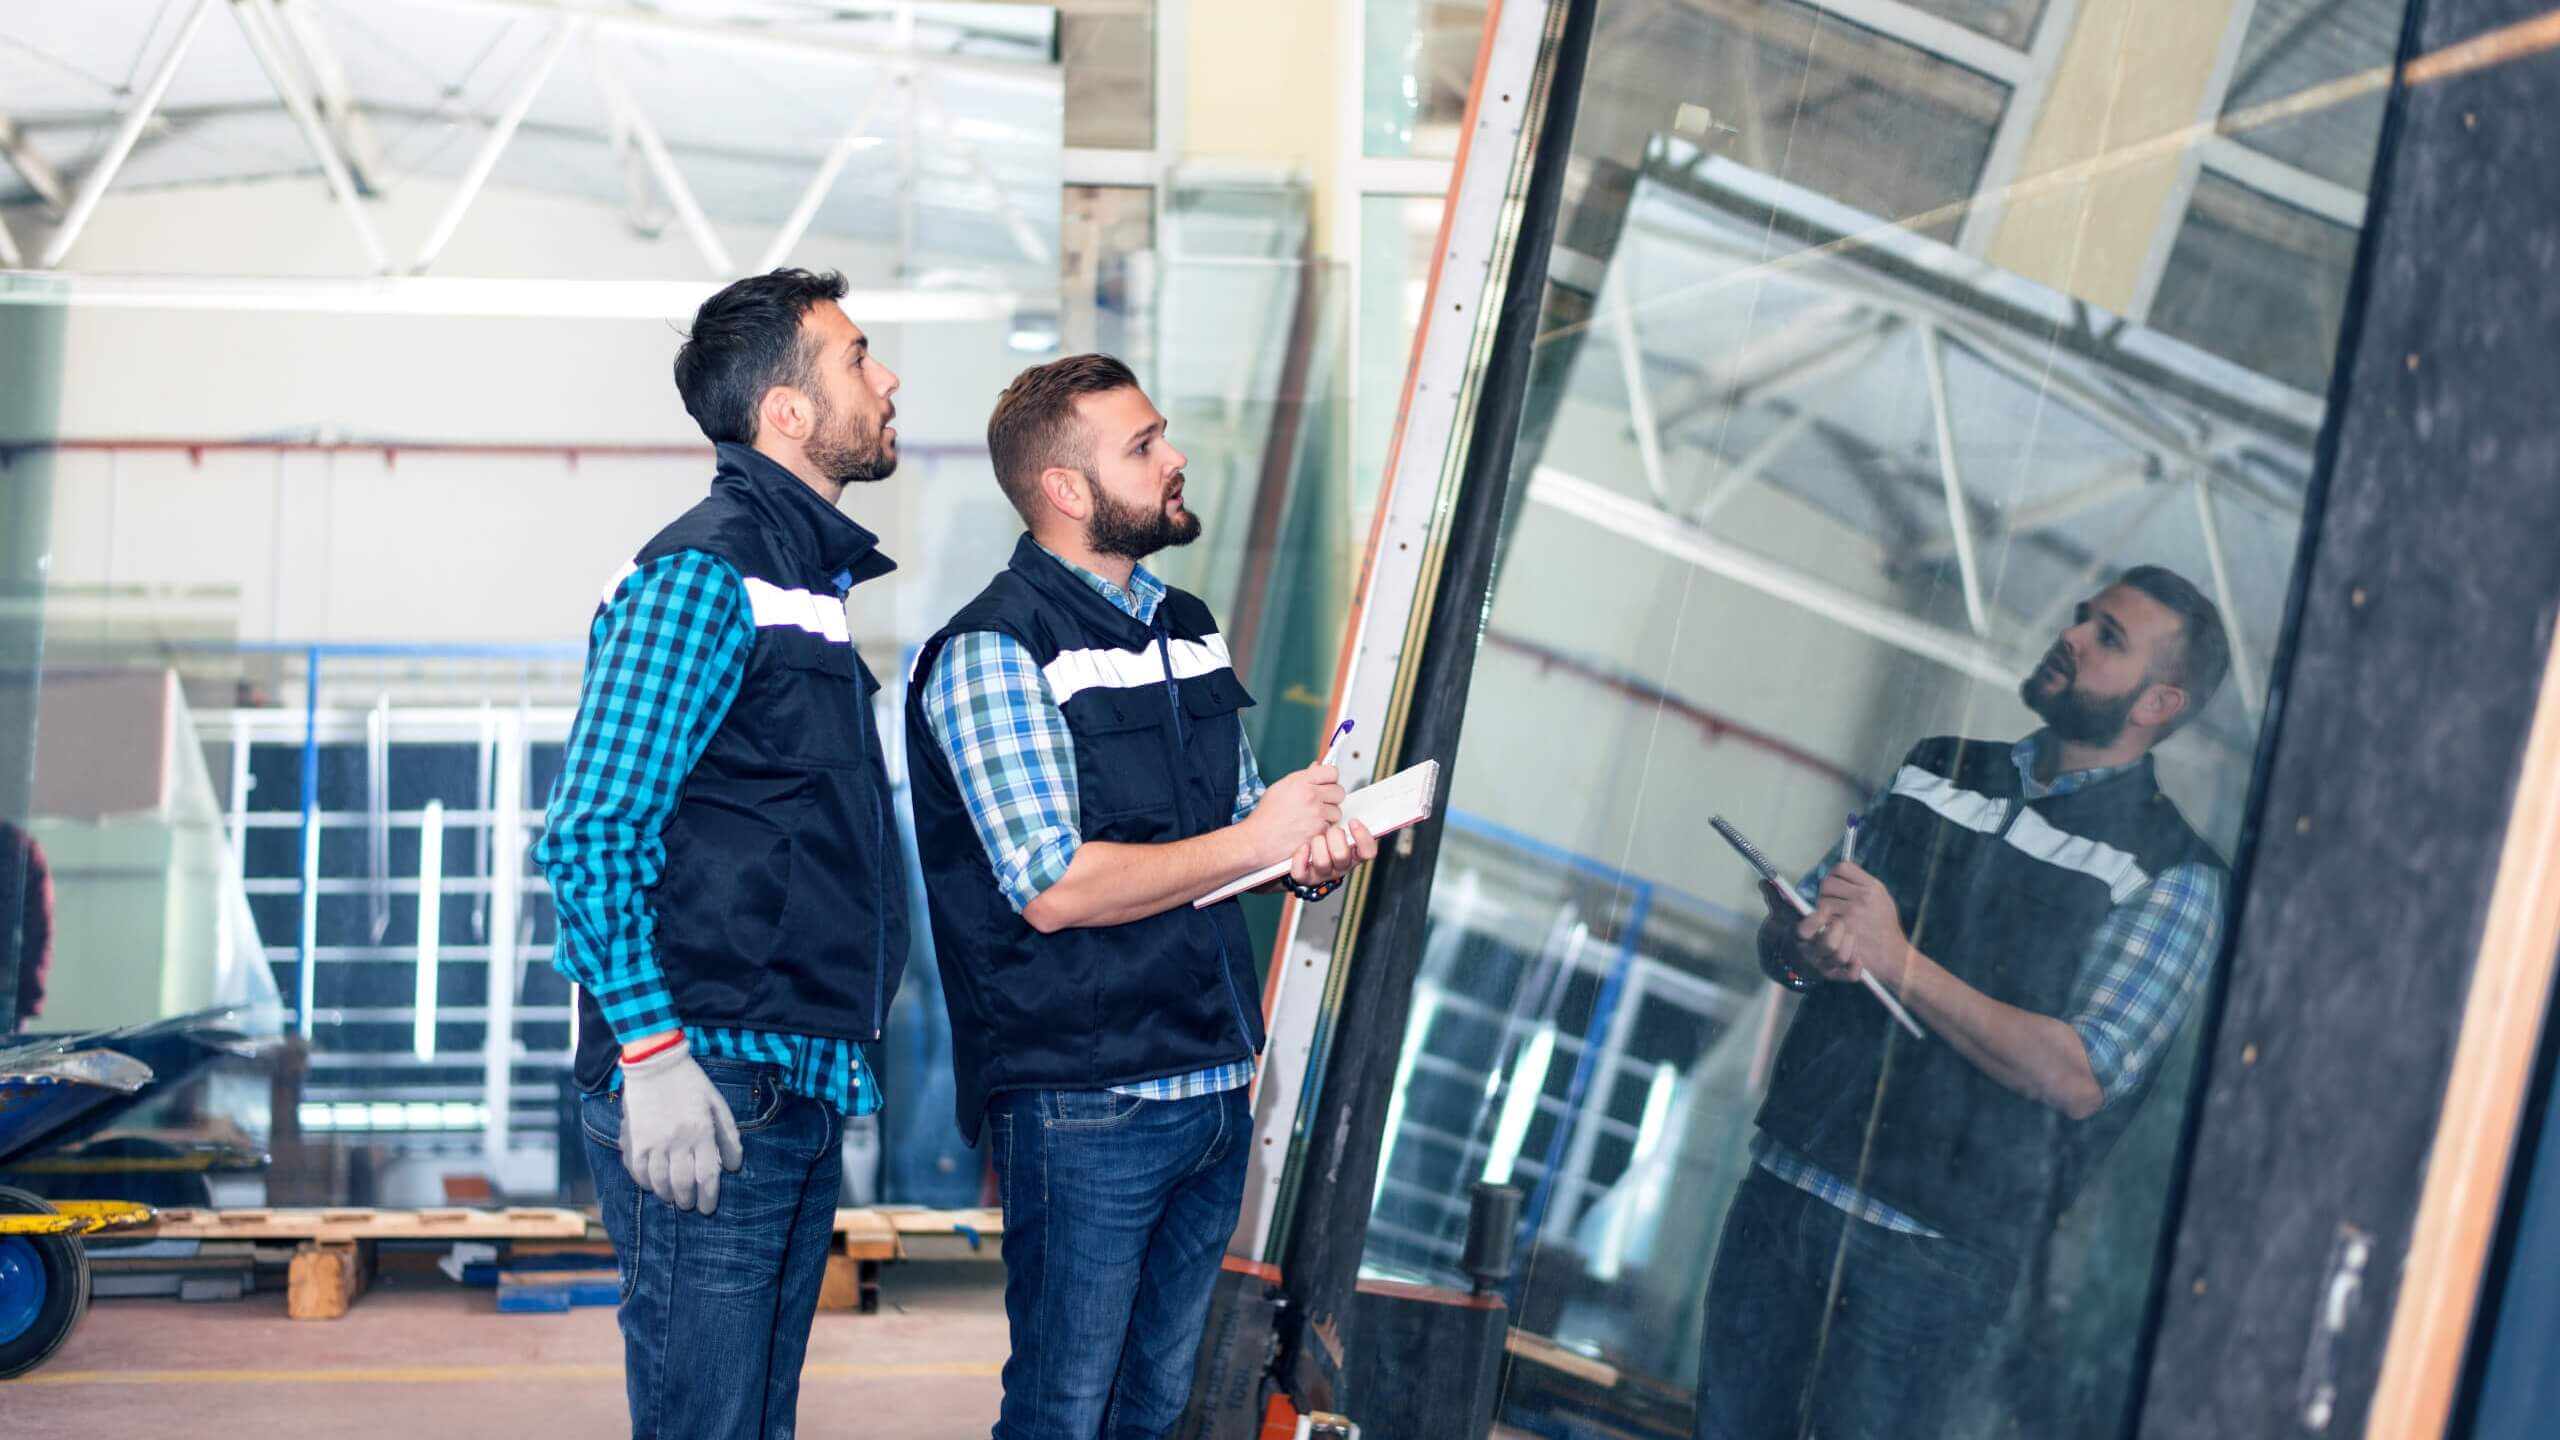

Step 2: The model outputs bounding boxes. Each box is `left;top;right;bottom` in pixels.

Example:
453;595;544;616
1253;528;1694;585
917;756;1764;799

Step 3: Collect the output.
876;362;900;396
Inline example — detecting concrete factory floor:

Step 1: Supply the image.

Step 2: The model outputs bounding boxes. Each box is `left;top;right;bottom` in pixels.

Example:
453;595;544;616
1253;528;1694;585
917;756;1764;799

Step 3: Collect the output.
0;1263;1010;1437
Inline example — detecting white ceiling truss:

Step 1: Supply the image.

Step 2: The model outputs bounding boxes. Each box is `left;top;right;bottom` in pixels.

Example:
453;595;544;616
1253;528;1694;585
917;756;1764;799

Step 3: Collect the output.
1534;156;2323;753
0;0;1062;316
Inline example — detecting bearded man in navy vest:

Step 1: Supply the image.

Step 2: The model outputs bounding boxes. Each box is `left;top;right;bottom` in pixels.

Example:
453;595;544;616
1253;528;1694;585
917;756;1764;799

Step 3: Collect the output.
536;269;911;1440
1693;566;2235;1440
905;353;1377;1440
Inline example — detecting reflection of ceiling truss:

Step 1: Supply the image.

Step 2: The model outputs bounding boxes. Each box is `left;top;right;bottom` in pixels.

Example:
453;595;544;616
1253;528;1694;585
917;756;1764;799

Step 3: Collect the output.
0;0;1058;312
1535;156;2323;747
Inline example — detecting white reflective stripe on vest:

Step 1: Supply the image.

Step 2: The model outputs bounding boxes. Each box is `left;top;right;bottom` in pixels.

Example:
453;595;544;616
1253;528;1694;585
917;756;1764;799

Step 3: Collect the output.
1889;764;2153;904
2003;807;2151;904
1042;633;1231;706
1889;765;2007;833
741;575;851;643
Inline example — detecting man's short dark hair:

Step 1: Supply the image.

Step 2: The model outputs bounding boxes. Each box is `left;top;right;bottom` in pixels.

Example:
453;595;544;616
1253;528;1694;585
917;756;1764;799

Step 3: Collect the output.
672;268;850;445
986;353;1141;521
2119;564;2230;734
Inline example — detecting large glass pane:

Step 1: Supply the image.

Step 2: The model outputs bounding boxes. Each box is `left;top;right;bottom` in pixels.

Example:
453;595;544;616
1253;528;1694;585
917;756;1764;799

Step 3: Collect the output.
2150;173;2360;396
1365;0;1491;158
1571;1;2009;244
1059;0;1156;150
2220;0;2402;190
1346;1;2412;1434
1356;193;1445;524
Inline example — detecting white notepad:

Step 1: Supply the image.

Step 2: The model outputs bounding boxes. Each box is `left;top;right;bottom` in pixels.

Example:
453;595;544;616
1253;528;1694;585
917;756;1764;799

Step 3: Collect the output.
1192;760;1441;908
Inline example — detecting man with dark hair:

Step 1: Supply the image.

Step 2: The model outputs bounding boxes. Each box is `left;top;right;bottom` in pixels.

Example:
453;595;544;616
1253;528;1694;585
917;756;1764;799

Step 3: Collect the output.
906;354;1375;1438
1694;567;2234;1440
536;268;909;1439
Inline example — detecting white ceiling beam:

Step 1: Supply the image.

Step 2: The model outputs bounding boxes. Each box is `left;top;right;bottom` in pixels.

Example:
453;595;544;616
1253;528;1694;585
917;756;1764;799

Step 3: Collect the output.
757;89;891;274
0;272;1016;321
411;19;579;273
388;0;1050;87
0;112;69;211
1812;0;2033;83
586;43;734;278
274;0;390;194
39;0;221;268
1918;322;1991;638
1904;458;2157;563
229;0;390;273
916;82;1052;266
2198;133;2368;228
1688;407;1817;527
1610;280;1672;507
2190;473;2265;720
1530;465;2028;689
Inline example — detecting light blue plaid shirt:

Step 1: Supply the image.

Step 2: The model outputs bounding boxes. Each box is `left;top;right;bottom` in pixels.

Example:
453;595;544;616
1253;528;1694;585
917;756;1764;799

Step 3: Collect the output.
1753;733;2226;1236
920;544;1263;1102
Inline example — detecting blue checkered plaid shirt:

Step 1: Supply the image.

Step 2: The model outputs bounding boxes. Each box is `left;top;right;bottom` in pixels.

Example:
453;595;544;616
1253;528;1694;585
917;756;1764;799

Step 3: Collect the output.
535;549;881;1116
1752;733;2226;1236
921;545;1263;1102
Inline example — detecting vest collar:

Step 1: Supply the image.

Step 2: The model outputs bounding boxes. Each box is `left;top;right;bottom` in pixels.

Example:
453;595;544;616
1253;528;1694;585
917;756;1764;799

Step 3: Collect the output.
712;441;898;589
1004;532;1156;645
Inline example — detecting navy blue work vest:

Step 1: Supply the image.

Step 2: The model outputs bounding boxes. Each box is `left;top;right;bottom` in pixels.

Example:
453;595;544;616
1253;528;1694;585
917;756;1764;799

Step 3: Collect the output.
568;444;910;1092
904;535;1264;1141
1755;737;2225;1254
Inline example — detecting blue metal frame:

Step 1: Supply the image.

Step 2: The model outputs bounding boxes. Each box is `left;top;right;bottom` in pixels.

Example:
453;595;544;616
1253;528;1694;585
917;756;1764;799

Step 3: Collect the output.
1427;809;1758;1260
230;641;582;1035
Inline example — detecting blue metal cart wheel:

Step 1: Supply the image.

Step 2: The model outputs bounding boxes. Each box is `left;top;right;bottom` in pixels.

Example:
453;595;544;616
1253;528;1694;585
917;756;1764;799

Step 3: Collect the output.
0;1187;88;1380
0;1236;46;1344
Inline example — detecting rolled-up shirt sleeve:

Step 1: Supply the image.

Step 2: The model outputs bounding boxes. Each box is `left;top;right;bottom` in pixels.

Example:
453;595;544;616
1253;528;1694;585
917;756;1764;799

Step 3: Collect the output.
532;551;753;1046
922;629;1085;912
2064;861;2227;1106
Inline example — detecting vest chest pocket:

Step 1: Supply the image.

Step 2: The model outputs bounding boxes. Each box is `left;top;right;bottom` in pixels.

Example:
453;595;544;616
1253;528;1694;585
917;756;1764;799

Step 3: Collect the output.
769;638;883;770
1067;688;1181;825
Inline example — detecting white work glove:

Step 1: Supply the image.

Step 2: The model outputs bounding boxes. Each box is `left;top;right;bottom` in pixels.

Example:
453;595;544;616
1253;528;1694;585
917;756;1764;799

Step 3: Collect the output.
618;1038;744;1216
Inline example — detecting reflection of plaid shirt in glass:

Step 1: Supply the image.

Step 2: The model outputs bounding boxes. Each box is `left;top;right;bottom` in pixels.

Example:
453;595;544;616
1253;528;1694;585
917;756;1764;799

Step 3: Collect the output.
1751;734;2227;1237
535;549;881;1116
921;545;1264;1102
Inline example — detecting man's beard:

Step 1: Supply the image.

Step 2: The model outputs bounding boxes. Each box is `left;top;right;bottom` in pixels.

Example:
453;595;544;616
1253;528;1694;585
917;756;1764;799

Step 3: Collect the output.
1086;475;1201;561
806;389;896;486
2019;648;2140;746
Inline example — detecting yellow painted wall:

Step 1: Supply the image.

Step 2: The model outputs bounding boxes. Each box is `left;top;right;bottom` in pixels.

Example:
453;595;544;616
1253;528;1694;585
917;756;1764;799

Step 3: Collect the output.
1988;0;2239;313
1183;0;1343;245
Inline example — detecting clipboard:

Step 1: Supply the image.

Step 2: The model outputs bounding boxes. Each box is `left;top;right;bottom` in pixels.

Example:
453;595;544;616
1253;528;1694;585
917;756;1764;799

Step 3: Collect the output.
1709;813;1926;1040
1193;760;1440;908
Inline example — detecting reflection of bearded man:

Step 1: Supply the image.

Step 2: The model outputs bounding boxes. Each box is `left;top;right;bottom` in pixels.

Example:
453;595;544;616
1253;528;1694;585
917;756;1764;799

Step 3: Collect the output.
1695;565;2237;1440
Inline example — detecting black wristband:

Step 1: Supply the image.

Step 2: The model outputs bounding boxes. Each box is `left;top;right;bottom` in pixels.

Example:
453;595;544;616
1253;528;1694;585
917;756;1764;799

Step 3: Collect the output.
1286;877;1342;904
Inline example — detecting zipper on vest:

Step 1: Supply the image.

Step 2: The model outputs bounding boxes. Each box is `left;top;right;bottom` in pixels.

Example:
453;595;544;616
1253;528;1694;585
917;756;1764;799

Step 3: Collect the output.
1158;616;1258;1057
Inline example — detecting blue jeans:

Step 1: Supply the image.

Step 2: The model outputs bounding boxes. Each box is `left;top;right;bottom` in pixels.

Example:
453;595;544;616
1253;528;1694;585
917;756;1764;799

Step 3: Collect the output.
1693;1168;2011;1440
583;1058;845;1440
987;1086;1251;1440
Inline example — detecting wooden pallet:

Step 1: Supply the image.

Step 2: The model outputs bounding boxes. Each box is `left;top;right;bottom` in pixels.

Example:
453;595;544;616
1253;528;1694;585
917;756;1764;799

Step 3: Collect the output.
818;1206;1003;1314
137;1207;588;1242
110;1205;993;1319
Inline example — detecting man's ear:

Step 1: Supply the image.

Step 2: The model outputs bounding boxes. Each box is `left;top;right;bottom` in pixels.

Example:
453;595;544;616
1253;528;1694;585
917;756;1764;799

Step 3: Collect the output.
757;385;812;444
2135;680;2190;733
1038;464;1090;522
